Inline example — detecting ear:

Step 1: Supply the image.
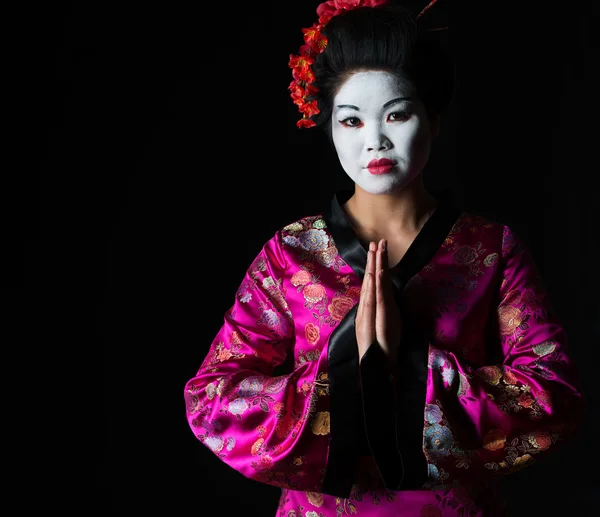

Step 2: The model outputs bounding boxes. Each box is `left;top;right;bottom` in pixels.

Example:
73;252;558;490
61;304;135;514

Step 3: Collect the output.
429;114;441;139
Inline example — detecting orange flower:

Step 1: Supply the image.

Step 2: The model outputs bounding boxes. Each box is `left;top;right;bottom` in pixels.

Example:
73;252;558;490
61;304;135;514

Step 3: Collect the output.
299;99;320;117
297;117;316;129
291;269;312;286
304;284;326;303
311;411;330;435
288;54;314;71
529;431;552;450
328;296;355;321
306;491;324;507
276;414;295;438
345;285;361;300
517;393;535;408
305;322;321;345
483;429;507;451
502;369;518;385
498;305;522;335
251;438;265;455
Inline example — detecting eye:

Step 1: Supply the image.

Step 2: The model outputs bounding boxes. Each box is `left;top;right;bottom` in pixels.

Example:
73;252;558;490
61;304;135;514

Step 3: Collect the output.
339;117;363;128
387;111;412;122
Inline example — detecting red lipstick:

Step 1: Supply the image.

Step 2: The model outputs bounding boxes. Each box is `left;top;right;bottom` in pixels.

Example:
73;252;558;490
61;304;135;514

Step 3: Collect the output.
366;158;396;175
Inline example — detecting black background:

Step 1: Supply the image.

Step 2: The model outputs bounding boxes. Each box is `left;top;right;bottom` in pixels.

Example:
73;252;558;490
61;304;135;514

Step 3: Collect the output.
20;0;600;514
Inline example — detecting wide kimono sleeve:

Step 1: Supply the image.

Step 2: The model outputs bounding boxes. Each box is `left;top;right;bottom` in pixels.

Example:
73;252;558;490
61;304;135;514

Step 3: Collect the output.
424;225;585;485
183;232;329;491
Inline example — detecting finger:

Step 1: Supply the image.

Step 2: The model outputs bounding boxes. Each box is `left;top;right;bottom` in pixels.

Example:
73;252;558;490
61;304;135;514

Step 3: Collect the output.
357;247;374;316
378;239;395;302
358;272;376;346
376;239;383;275
380;239;389;271
375;267;388;343
367;246;376;287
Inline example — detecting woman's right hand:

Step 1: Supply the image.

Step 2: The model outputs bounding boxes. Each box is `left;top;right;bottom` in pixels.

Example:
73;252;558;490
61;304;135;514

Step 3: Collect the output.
355;239;402;372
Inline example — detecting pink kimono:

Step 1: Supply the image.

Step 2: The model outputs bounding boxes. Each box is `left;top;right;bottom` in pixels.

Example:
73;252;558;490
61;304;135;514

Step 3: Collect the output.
183;192;584;516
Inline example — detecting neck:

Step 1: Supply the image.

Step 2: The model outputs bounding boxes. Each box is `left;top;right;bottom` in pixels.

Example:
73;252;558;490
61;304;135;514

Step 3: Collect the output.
343;176;438;238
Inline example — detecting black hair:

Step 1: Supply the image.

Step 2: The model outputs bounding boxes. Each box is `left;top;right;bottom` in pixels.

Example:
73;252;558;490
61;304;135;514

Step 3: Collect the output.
308;3;454;134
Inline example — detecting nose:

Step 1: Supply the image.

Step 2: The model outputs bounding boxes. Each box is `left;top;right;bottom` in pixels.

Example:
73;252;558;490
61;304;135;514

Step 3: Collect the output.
365;127;392;152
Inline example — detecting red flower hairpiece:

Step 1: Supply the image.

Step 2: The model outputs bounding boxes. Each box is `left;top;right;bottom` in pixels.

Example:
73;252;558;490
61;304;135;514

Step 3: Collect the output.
288;0;390;128
288;0;444;128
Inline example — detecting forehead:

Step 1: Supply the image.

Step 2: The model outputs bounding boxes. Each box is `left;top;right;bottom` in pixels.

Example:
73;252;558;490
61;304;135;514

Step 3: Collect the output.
334;71;411;102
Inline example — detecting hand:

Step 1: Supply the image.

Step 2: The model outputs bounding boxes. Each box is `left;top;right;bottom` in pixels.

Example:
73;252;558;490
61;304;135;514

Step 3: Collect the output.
355;239;403;372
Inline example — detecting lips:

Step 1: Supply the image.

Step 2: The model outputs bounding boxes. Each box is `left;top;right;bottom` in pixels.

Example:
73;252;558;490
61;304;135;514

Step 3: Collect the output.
366;158;396;175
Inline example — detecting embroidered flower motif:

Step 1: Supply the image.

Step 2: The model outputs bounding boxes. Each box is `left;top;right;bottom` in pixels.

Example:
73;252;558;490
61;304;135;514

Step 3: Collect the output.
264;376;288;394
252;257;267;272
305;322;321;345
282;235;301;248
484;252;499;267
256;455;274;470
453;245;479;265
528;431;552;450
238;376;264;397
425;404;443;424
228;398;249;416
428;349;447;369
442;367;455;385
316;246;339;267
216;348;233;362
483;429;507;451
502;369;518;385
533;340;557;357
291;269;312;287
498;305;523;336
478;365;503;385
226;437;235;451
345;285;361;300
517;393;535;408
311;411;330;435
260;308;280;328
299;229;330;251
216;377;229;397
251;438;265;455
427;463;439;481
306;491;324;507
283;222;303;232
238;291;252;303
205;435;224;453
230;331;246;345
327;295;354;321
424;424;453;456
276;414;295;438
312;219;327;229
458;372;470;396
511;454;533;470
186;392;200;414
262;276;276;289
205;382;217;400
536;389;553;408
303;283;326;303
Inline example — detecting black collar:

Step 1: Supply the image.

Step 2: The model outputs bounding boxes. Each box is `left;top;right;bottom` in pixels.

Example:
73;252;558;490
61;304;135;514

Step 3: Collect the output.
322;189;463;291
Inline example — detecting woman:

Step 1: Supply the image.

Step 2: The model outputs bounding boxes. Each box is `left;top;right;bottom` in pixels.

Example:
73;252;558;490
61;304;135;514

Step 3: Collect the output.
183;1;584;515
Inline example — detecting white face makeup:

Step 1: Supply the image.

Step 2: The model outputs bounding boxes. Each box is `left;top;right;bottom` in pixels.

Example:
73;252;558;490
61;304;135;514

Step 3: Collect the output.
331;71;433;195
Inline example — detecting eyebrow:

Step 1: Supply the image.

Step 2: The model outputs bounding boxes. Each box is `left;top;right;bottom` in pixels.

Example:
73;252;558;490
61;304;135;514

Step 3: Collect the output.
335;97;412;111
